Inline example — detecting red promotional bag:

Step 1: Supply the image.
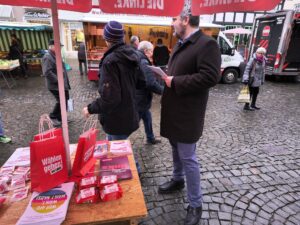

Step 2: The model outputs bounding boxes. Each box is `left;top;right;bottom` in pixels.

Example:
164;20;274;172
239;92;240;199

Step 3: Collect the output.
72;118;98;178
30;115;68;192
33;115;63;141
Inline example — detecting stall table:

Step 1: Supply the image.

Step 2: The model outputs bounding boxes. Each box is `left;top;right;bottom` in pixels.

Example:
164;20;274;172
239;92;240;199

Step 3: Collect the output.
0;148;147;225
0;65;19;88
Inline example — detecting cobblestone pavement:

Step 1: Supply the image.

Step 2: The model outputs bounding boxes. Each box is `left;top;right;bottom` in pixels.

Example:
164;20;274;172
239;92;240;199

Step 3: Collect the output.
0;60;299;225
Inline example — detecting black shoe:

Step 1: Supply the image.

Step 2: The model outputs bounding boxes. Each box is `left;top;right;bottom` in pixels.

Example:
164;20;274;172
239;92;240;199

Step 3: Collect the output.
146;138;161;145
158;179;185;194
251;105;260;110
184;205;202;225
243;105;254;111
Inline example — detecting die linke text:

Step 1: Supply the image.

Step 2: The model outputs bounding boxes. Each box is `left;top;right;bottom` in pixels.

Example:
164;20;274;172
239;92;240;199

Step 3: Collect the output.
114;0;164;9
200;0;256;7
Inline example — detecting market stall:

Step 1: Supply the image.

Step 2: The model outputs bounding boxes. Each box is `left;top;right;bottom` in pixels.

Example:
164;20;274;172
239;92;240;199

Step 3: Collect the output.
0;22;53;70
83;19;174;81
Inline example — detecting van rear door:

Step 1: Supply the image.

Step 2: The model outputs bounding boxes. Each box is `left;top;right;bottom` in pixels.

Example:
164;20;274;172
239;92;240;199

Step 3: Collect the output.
283;19;300;74
253;15;285;74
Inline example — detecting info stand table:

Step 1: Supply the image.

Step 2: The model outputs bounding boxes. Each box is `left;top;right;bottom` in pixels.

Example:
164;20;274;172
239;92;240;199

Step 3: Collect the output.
0;147;147;225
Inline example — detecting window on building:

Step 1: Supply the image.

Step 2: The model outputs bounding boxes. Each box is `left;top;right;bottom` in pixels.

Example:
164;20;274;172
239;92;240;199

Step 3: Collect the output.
235;13;244;23
225;13;234;22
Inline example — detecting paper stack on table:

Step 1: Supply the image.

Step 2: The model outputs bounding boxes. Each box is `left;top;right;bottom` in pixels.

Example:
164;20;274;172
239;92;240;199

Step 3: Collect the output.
16;182;74;225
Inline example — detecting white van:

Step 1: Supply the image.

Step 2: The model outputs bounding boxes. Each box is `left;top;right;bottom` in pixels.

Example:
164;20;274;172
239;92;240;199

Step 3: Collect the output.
200;23;246;84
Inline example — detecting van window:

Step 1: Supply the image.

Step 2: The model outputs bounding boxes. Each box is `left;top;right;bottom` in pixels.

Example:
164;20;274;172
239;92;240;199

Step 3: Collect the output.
219;36;232;55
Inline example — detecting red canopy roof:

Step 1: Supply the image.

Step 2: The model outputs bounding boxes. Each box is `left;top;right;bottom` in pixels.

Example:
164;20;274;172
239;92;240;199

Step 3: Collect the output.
0;0;92;12
192;0;282;15
99;0;184;17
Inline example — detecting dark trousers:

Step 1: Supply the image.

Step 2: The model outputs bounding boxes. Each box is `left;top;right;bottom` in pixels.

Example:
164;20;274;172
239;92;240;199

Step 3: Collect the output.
138;110;155;142
170;140;202;208
245;86;260;108
79;59;87;75
49;90;69;121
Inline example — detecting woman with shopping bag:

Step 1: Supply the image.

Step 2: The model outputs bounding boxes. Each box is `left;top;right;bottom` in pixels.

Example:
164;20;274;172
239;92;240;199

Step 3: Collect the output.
242;47;267;111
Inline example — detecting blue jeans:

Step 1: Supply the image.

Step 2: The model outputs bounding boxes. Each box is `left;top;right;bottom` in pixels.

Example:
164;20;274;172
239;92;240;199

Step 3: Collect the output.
0;113;4;136
106;134;129;141
170;140;202;208
138;110;155;142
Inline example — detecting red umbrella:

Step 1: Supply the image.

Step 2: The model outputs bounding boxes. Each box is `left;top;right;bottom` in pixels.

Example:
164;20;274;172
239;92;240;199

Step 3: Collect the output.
192;0;282;15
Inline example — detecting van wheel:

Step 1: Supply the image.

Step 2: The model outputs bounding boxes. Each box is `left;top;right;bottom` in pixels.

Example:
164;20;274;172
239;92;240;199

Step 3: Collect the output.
222;69;238;84
293;75;300;83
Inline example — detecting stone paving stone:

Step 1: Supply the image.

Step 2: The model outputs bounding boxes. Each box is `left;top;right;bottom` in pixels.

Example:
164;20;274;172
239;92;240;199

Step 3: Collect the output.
208;219;220;225
1;64;300;225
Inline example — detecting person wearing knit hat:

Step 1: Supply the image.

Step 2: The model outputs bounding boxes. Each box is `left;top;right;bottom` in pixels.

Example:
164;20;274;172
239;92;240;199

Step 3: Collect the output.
103;21;125;43
83;20;145;143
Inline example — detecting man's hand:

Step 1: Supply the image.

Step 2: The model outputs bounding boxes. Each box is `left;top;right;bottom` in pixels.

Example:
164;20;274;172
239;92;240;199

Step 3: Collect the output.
163;76;173;88
82;107;90;118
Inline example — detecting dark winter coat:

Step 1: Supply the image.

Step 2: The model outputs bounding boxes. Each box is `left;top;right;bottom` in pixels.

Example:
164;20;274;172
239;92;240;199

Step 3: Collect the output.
7;43;23;61
153;45;170;66
136;50;164;111
42;50;71;91
87;43;146;136
160;30;221;143
77;42;87;61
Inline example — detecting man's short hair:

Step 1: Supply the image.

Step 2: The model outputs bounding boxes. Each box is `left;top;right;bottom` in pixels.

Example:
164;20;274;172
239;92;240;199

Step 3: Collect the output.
138;41;153;52
130;35;139;44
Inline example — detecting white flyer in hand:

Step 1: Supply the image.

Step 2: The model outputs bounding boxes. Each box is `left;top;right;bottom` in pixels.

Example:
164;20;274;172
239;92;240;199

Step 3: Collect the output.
147;65;168;79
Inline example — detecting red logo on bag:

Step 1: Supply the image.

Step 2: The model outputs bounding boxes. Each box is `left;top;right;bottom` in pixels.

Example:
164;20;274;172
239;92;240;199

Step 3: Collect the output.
262;26;270;37
42;155;63;175
83;146;94;162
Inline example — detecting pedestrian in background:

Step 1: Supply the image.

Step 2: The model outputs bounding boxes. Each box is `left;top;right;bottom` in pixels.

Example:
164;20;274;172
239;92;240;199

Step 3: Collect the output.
242;47;266;111
158;6;221;225
130;35;139;50
7;34;27;78
42;39;71;127
0;113;11;144
153;38;170;69
136;41;164;145
83;21;145;141
78;42;87;76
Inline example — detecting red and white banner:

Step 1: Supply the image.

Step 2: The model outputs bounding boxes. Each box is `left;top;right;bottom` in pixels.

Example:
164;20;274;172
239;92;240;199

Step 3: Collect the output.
192;0;282;15
99;0;184;17
0;0;92;13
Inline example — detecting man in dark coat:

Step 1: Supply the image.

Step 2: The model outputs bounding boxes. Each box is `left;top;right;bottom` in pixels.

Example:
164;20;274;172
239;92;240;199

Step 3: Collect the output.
77;42;87;76
136;41;164;145
83;21;145;141
158;8;221;225
42;39;71;127
7;35;27;78
153;38;170;68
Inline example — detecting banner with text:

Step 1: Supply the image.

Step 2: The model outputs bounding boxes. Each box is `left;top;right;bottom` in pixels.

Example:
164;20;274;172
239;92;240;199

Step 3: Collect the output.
99;0;184;17
0;0;92;13
192;0;282;15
